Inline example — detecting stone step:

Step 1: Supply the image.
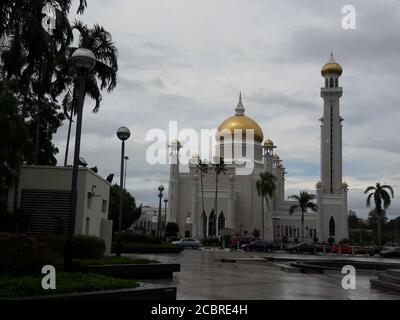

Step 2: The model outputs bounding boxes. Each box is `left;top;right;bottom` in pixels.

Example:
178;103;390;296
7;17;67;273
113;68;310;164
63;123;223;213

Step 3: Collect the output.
378;274;400;286
386;269;400;278
370;279;400;293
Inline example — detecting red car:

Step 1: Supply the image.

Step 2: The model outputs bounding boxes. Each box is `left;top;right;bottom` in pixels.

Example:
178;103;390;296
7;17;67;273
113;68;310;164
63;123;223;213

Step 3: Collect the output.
331;244;353;254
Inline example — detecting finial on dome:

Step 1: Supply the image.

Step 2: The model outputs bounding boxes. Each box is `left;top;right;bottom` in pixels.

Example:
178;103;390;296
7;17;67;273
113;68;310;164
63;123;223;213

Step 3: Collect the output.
235;92;245;116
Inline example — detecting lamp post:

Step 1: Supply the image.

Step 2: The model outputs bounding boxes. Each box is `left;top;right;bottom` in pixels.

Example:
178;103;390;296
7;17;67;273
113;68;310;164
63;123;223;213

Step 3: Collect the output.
163;198;168;239
157;185;164;239
124;156;129;190
116;126;131;256
64;48;95;272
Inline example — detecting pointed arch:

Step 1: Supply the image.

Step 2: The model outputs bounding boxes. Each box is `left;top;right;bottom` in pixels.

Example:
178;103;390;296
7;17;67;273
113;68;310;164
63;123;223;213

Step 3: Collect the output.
218;210;225;232
329;216;335;236
208;210;216;236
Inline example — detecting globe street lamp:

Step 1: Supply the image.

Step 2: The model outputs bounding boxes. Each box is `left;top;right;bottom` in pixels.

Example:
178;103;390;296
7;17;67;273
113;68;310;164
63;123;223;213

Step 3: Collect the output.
157;185;165;239
163;198;168;239
116;126;131;256
64;48;95;272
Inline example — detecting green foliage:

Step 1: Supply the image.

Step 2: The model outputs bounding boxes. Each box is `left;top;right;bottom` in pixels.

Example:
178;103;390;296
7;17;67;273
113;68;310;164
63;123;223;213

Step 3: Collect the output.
165;222;179;237
73;256;158;267
313;237;319;244
327;237;335;245
0;233;60;275
108;184;142;232
252;228;261;239
116;233;162;245
0;272;139;298
70;235;105;259
281;236;288;244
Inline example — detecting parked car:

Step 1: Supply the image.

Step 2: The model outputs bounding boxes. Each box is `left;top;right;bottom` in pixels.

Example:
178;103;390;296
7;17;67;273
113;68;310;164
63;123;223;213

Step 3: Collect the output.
240;240;273;252
331;244;354;254
380;247;400;258
172;238;203;249
287;243;321;254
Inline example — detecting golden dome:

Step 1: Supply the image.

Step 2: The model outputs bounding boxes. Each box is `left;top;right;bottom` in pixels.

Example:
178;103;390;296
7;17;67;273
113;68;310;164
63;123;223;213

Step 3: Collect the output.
170;139;182;148
263;139;274;147
217;93;264;143
321;53;342;76
272;154;280;160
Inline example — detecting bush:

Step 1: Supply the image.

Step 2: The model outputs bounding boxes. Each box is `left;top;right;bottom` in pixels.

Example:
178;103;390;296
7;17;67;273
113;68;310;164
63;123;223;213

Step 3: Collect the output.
294;237;299;243
327;237;335;245
313;237;319;244
70;235;105;259
116;233;162;245
165;222;179;237
281;236;288;244
35;234;66;255
0;233;60;275
340;238;349;244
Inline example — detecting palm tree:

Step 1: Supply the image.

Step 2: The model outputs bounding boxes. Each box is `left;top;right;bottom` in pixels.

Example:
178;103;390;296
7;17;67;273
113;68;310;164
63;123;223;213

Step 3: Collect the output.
196;159;209;239
288;191;318;242
212;157;226;237
364;183;394;246
54;21;118;166
256;172;277;240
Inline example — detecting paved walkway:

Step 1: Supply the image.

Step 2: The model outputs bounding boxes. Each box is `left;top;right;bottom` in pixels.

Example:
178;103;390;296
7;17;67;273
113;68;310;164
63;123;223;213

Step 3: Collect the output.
128;250;400;300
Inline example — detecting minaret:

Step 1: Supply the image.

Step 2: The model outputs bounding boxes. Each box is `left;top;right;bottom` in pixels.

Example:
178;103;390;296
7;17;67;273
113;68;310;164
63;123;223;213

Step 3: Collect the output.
320;53;343;195
317;53;348;242
167;139;181;224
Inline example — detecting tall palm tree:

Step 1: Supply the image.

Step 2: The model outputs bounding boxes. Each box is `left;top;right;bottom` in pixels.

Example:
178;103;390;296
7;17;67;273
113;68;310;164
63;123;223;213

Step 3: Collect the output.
364;182;394;246
212;157;226;237
196;159;209;239
256;172;277;240
288;191;318;242
53;21;118;166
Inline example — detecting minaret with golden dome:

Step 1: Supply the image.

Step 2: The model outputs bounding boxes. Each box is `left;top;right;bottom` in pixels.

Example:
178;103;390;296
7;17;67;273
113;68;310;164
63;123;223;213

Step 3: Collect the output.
317;53;349;242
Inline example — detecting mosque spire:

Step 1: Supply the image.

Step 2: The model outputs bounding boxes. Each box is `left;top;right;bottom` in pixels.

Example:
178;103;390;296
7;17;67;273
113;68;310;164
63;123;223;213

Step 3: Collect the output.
235;92;245;116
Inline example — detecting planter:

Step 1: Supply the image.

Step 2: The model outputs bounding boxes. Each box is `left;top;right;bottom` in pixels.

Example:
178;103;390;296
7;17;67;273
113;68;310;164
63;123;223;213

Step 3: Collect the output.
2;286;177;300
87;263;181;279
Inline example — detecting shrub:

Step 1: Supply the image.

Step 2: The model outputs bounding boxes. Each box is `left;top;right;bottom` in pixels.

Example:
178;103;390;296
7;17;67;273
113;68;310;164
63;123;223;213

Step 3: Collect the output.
165;222;179;237
281;236;288;244
327;237;335;245
294;237;299;243
70;235;105;259
34;234;66;255
0;233;60;275
340;238;349;244
116;233;162;245
313;237;319;244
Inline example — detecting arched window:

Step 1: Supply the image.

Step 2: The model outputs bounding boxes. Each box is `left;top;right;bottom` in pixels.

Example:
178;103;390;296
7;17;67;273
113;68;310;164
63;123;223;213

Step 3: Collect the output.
218;211;225;232
208;210;216;236
201;210;207;239
329;216;335;236
330;78;334;87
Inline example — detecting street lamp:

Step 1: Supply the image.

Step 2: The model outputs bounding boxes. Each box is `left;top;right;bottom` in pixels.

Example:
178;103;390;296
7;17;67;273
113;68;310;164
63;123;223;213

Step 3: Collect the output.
64;48;95;272
157;185;164;239
115;126;131;256
124;156;129;190
163;198;168;239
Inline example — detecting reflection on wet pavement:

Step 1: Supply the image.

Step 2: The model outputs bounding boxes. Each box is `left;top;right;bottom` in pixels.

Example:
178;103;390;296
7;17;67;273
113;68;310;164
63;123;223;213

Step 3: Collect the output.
127;250;400;300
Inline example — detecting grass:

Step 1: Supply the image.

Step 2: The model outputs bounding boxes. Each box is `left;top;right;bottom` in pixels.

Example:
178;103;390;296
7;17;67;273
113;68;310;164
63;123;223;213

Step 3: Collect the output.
0;272;139;298
74;256;159;266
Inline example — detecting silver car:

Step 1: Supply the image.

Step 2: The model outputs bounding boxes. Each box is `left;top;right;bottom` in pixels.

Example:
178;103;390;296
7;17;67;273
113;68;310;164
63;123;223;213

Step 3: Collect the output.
172;238;203;249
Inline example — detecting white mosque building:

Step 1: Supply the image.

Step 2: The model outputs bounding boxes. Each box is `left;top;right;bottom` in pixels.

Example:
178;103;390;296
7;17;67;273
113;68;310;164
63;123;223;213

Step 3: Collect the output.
167;54;349;243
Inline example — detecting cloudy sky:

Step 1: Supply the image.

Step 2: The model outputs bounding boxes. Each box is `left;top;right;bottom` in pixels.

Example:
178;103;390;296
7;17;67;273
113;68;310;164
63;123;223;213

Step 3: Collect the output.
55;0;400;219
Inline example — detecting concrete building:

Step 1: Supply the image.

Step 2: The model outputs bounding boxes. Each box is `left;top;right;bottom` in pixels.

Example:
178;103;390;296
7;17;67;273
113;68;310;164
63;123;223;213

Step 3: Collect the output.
1;165;113;253
131;205;165;236
167;55;349;243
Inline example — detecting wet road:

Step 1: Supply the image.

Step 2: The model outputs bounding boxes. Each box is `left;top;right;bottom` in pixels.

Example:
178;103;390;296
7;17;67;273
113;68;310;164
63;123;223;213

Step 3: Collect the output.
128;249;400;300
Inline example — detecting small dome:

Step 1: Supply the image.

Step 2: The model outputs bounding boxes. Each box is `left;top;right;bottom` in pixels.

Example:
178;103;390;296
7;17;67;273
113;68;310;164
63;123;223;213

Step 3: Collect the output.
272;154;280;160
170;139;181;148
263;139;274;147
321;53;342;76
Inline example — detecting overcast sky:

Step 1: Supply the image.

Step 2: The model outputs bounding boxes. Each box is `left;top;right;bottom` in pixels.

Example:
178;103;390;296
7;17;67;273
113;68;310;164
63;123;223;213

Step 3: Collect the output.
54;0;400;219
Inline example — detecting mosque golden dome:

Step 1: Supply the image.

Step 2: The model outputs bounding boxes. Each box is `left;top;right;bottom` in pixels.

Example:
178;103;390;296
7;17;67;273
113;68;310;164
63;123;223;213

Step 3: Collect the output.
217;94;264;143
321;53;342;77
263;139;274;147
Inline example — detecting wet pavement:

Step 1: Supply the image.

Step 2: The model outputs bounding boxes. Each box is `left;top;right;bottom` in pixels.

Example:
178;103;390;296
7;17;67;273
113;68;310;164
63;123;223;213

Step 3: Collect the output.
127;249;400;300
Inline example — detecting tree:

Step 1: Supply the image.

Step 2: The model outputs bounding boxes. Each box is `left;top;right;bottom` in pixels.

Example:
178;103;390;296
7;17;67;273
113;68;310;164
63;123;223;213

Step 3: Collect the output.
56;21;118;166
288;191;318;242
348;210;361;229
252;228;261;239
212;157;226;236
196;159;209;239
364;182;394;246
108;184;141;232
166;222;179;238
256;171;277;240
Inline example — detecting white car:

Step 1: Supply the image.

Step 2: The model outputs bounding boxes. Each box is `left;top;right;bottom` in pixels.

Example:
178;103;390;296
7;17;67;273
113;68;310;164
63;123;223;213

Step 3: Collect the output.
172;238;203;249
